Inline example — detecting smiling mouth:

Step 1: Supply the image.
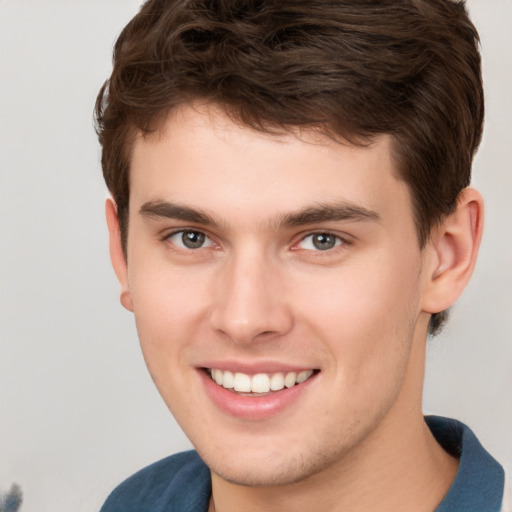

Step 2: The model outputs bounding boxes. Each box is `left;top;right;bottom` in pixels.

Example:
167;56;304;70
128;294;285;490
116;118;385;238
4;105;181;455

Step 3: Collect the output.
206;368;318;395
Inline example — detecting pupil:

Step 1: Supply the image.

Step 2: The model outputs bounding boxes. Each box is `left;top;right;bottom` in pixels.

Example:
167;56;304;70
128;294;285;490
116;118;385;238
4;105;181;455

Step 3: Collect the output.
182;231;205;249
313;233;335;250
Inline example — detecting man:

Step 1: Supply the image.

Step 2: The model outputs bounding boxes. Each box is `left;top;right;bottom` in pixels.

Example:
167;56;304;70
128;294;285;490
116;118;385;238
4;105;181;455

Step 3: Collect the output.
95;0;508;510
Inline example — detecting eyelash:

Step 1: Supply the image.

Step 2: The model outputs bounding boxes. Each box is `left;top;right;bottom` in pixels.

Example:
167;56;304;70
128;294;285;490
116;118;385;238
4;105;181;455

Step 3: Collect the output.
162;229;349;255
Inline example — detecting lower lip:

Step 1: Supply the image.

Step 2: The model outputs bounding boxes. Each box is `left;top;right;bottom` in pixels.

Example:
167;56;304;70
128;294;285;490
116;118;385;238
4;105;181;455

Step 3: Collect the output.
198;370;317;420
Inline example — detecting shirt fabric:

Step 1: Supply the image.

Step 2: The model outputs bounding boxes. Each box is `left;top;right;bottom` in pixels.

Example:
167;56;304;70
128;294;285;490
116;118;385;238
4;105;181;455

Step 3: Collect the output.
100;416;505;512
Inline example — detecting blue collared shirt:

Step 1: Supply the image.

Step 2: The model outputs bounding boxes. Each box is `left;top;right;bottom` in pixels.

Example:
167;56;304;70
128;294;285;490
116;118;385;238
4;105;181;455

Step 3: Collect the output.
426;416;505;512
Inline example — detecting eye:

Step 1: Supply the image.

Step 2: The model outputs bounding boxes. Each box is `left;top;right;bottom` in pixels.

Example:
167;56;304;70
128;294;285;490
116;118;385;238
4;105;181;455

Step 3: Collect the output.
167;230;214;250
298;232;343;251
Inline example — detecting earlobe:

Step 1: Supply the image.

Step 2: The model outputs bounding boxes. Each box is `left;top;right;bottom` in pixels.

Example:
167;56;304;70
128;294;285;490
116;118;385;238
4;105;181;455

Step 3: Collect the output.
422;187;484;314
105;198;134;312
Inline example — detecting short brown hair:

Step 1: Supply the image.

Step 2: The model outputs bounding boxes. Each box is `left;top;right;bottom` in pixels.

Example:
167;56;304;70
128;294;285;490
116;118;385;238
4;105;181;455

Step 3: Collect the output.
95;0;484;334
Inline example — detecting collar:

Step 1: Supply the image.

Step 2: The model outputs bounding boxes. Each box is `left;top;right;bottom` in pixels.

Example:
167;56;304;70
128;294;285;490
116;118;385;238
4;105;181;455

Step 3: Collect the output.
427;416;505;512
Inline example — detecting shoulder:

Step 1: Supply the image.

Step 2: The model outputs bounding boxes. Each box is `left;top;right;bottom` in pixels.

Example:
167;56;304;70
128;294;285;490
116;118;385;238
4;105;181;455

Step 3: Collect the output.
100;450;211;512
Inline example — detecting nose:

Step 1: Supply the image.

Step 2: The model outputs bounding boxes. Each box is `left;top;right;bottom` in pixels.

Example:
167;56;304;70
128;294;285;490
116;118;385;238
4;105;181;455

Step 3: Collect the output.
209;251;294;344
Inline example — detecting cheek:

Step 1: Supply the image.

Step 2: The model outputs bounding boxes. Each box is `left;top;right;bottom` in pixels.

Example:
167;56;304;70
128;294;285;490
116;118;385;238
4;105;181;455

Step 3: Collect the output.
302;262;421;429
127;258;211;360
296;251;422;372
127;264;213;417
300;250;420;322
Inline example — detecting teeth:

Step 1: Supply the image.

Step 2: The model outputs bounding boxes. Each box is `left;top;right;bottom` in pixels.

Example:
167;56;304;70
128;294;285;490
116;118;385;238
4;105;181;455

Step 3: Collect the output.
222;370;234;389
233;372;252;392
270;373;285;391
296;370;312;383
209;369;314;393
251;373;270;393
284;372;296;388
212;368;223;386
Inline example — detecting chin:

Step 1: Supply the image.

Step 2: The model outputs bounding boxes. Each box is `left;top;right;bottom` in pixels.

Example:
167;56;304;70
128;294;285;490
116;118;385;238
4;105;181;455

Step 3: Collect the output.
199;443;340;488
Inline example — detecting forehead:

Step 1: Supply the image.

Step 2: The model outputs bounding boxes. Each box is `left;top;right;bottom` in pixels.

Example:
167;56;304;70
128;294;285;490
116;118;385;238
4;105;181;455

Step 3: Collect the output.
129;104;413;228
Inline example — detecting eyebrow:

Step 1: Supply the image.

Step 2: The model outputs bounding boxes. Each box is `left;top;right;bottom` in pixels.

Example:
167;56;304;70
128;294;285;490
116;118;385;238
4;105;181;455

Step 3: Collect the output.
276;202;381;228
139;200;380;229
140;201;219;227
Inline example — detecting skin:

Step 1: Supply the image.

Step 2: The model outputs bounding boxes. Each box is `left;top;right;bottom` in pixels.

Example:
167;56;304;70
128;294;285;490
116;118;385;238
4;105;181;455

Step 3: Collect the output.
107;103;483;512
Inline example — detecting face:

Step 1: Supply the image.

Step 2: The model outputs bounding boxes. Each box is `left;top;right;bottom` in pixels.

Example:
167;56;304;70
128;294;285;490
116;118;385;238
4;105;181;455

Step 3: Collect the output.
116;104;434;487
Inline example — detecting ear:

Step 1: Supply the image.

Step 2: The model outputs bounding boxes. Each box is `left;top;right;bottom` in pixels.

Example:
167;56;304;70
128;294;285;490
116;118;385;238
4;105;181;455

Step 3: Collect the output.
105;198;133;312
421;188;484;314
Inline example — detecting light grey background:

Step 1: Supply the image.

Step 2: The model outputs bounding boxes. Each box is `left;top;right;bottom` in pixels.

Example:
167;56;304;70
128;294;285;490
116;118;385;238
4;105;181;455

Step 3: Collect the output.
0;1;510;511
